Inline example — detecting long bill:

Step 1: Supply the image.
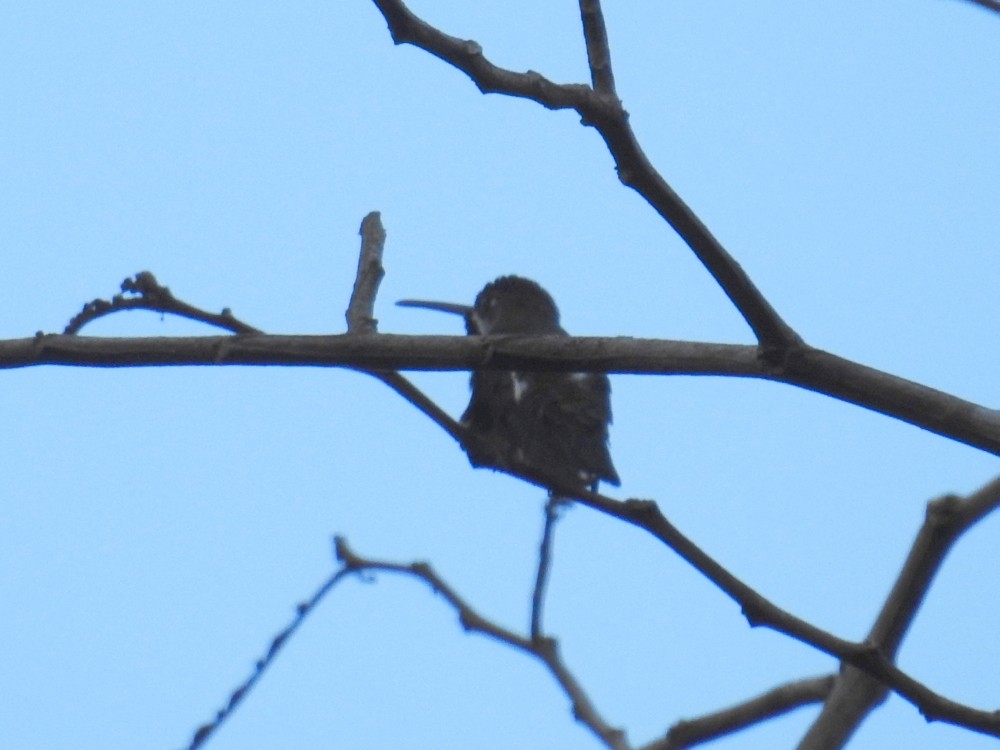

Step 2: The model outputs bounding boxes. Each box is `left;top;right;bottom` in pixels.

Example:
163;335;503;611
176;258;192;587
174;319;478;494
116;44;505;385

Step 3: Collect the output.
396;299;472;317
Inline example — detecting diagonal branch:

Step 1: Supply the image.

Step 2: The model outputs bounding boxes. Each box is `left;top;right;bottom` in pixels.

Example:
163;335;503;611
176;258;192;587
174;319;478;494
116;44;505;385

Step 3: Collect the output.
962;0;1000;15
344;211;467;442
370;0;800;349
423;446;1000;738
572;484;1000;741
184;567;352;749
798;476;1000;749
642;675;836;750
334;537;630;750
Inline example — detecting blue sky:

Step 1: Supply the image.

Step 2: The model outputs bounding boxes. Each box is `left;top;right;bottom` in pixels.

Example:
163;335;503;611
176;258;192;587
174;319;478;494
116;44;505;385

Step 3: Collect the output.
1;2;998;749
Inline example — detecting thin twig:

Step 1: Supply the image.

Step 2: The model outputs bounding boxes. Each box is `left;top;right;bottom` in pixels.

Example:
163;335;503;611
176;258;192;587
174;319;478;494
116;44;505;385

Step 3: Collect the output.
63;271;261;335
184;567;351;749
335;537;630;750
530;496;563;641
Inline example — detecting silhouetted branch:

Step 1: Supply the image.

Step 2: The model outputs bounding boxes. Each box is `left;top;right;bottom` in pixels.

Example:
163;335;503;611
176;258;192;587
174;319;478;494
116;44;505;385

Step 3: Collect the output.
578;0;617;95
530;496;564;641
566;485;1000;741
342;211;466;442
369;0;799;349
64;271;260;335
14;220;1000;740
335;536;630;750
185;567;352;749
4;334;997;455
403;436;1000;739
180;476;1000;750
963;0;1000;15
642;675;836;750
800;476;1000;748
346;211;386;333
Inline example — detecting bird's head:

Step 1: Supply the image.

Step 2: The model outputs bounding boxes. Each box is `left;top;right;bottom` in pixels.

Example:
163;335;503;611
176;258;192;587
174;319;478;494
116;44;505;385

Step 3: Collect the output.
399;275;562;335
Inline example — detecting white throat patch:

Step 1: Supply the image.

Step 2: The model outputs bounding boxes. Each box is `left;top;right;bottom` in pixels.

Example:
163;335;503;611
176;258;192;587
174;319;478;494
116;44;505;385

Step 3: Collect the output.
510;372;528;403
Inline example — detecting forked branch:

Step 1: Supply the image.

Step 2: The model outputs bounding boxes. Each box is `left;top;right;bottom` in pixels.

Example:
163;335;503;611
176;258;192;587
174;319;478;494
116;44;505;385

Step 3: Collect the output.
335;537;631;750
370;0;799;349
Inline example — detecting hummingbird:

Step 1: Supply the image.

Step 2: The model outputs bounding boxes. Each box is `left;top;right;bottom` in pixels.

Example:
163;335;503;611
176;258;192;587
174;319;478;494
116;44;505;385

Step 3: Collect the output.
398;275;619;492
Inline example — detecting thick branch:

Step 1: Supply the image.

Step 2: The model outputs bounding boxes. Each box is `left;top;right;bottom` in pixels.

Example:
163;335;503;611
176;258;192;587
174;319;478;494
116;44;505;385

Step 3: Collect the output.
4;334;997;455
370;0;799;349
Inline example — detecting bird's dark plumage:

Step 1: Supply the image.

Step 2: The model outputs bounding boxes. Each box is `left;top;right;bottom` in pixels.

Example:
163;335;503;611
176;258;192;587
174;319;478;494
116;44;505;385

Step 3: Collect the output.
399;275;619;491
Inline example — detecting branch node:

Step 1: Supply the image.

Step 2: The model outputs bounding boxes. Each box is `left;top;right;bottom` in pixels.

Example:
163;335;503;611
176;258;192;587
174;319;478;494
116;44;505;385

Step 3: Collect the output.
925;493;962;526
623;497;661;520
333;535;354;566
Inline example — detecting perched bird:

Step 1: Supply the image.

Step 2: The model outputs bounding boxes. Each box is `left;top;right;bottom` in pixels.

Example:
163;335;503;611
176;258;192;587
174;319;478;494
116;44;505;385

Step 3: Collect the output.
399;275;619;492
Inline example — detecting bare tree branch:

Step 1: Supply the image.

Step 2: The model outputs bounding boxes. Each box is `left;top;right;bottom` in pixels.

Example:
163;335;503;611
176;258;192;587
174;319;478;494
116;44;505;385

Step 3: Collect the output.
799;476;1000;749
64;271;260;335
346;211;387;333
962;0;1000;15
334;537;630;750
530;496;564;641
406;437;1000;739
38;252;999;739
326;480;1000;745
578;0;617;95
184;567;352;749
369;0;800;350
642;675;836;750
572;485;1000;741
15;219;1000;741
5;333;996;455
343;212;468;442
10;0;993;743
